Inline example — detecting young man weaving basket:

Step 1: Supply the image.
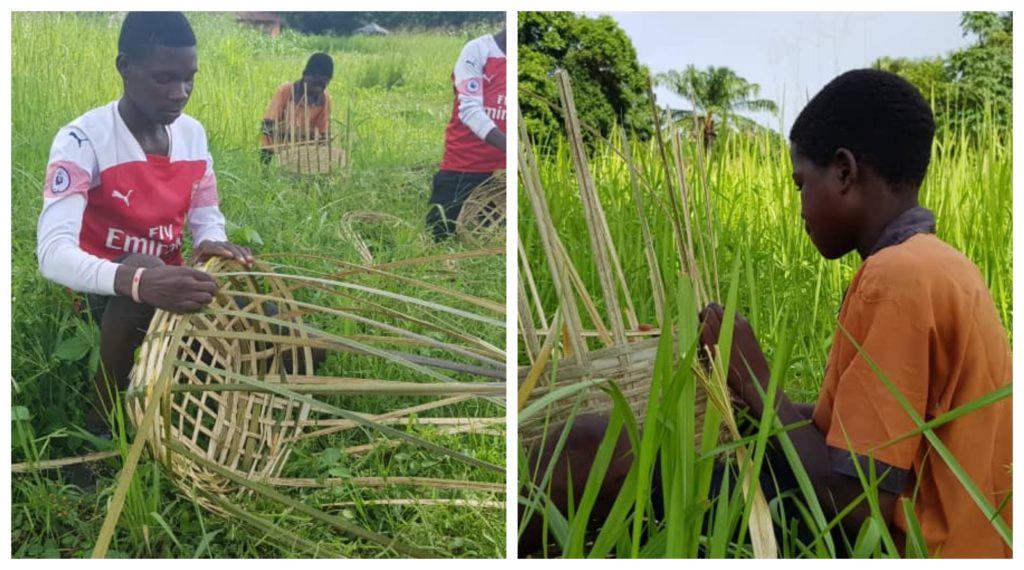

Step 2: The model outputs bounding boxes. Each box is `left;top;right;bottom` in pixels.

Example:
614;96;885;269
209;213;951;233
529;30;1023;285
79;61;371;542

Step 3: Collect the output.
259;52;334;165
524;70;1012;558
36;12;254;441
699;69;1012;557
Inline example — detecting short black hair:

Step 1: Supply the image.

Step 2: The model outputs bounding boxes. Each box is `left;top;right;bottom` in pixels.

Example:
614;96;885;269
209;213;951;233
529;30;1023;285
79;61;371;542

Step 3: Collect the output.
789;69;936;187
303;52;334;79
118;12;196;62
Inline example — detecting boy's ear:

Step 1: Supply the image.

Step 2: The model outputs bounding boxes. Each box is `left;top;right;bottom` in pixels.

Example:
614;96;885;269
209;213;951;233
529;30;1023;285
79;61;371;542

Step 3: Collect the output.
115;54;129;78
832;148;859;194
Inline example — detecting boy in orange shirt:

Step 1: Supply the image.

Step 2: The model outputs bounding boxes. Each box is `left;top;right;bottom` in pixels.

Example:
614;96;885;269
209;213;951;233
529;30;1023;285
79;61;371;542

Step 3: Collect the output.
701;69;1012;557
260;52;333;164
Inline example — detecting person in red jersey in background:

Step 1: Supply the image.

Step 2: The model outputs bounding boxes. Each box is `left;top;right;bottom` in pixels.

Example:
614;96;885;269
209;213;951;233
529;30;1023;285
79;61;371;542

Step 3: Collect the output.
426;26;506;241
36;12;254;443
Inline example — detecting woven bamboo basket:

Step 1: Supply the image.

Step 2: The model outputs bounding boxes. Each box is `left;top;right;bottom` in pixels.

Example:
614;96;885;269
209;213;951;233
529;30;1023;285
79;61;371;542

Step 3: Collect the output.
126;260;315;508
97;252;507;557
275;140;347;175
456;172;506;247
520;338;719;447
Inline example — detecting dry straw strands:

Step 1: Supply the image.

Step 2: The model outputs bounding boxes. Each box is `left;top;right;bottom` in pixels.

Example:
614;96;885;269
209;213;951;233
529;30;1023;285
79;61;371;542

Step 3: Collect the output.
517;70;776;557
94;252;505;558
339;211;412;264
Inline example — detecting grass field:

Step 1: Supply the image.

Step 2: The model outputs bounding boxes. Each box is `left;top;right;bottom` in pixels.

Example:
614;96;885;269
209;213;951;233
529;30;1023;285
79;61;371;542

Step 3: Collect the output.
11;12;505;558
516;79;1012;557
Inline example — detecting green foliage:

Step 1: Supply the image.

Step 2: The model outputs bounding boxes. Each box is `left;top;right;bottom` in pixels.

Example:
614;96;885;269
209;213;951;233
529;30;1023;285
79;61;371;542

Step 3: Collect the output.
874;11;1011;135
354;54;409;91
655;65;778;144
519;12;653;145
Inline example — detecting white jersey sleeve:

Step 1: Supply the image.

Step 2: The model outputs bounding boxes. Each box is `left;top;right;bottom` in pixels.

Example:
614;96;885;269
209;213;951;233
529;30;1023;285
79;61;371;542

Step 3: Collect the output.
454;36;499;141
187;140;228;246
36;126;121;295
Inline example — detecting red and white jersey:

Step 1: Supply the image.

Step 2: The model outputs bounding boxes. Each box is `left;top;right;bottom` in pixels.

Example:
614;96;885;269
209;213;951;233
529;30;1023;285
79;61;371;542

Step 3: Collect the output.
37;101;227;295
439;34;506;173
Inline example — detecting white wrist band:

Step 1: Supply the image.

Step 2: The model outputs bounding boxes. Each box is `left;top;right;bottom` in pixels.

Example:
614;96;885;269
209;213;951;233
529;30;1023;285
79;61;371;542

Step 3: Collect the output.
131;267;146;303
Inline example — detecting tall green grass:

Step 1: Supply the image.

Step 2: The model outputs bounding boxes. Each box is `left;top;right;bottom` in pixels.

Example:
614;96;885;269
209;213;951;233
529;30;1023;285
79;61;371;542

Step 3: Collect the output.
11;12;504;558
519;115;1011;401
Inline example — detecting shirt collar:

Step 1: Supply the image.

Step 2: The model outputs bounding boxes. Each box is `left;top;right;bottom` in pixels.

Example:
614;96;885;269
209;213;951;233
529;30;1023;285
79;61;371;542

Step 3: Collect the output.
865;205;936;258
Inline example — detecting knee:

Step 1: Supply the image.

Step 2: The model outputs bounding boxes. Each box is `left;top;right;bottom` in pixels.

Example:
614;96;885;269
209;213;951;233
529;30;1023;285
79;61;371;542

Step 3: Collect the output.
532;413;632;504
118;253;165;270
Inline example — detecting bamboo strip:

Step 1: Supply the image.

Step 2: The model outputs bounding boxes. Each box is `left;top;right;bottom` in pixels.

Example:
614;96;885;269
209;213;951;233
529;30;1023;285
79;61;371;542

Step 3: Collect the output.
11;450;119;473
268;476;503;493
290;395;473;442
168;378;505;396
324;499;504;510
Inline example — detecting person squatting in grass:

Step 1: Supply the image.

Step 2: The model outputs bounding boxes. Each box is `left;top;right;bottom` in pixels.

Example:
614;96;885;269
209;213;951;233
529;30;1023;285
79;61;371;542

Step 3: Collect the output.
523;69;1012;558
36;12;254;442
425;26;506;241
259;52;334;165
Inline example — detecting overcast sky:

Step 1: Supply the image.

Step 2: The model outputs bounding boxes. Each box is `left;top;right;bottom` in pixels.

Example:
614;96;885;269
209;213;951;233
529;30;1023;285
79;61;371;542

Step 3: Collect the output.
593;12;973;133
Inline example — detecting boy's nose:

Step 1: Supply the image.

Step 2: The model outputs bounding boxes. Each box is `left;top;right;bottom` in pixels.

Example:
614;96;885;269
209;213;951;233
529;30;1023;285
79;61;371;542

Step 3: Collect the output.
169;84;189;102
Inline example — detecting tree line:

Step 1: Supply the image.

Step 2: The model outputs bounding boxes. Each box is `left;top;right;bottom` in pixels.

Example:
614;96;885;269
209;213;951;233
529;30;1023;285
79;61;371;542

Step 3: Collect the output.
519;12;1012;146
282;12;503;36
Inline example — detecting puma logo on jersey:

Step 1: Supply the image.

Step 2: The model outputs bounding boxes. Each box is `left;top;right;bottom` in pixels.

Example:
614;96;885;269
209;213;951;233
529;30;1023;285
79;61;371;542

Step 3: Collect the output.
68;132;89;147
112;189;134;207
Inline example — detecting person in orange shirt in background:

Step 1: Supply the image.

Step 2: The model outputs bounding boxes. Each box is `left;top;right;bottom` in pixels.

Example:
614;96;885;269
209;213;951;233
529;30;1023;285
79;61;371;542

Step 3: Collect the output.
700;69;1012;557
260;52;333;164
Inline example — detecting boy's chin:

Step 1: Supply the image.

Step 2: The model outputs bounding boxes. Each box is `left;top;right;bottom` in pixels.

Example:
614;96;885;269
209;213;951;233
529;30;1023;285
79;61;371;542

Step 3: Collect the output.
811;238;851;260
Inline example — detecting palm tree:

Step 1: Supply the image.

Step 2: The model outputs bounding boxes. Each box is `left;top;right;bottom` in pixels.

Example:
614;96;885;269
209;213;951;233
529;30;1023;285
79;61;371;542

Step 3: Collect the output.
655;65;778;148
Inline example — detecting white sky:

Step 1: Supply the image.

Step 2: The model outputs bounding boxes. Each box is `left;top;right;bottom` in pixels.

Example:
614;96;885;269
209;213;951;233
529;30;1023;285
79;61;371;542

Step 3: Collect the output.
593;12;974;133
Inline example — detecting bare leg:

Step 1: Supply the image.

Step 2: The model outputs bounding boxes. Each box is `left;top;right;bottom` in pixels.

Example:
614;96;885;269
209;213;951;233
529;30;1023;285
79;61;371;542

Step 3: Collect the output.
84;254;165;432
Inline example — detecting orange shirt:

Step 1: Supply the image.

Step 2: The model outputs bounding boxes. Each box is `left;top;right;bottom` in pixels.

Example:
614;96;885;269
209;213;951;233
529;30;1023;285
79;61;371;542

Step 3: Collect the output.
813;233;1012;558
261;82;331;148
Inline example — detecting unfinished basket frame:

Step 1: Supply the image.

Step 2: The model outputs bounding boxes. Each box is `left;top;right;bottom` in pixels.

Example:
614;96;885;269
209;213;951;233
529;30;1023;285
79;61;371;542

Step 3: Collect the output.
517;70;776;558
266;81;349;176
99;252;508;558
517;71;683;443
126;262;315;505
273;140;348;175
456;172;507;247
